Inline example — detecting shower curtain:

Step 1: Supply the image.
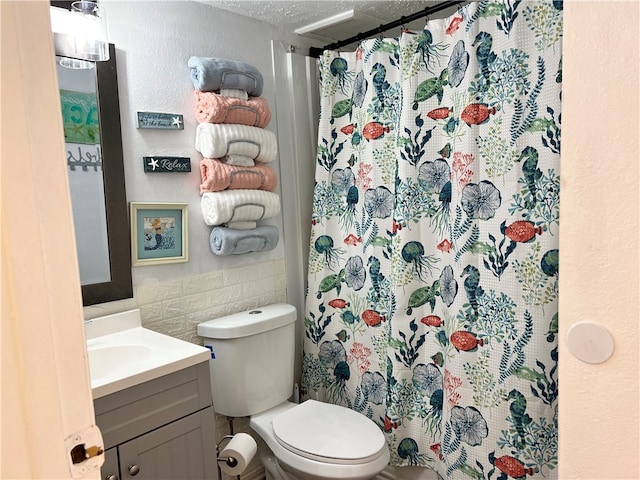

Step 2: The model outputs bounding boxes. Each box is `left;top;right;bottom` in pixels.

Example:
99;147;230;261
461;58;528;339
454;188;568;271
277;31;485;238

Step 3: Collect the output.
302;1;561;478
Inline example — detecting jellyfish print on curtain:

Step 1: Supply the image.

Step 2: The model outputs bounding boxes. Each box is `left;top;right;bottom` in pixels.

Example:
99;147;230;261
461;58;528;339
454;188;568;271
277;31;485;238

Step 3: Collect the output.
302;1;562;478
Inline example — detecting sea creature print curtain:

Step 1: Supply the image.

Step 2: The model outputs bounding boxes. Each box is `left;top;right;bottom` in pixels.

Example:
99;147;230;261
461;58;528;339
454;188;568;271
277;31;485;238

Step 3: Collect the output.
302;1;562;479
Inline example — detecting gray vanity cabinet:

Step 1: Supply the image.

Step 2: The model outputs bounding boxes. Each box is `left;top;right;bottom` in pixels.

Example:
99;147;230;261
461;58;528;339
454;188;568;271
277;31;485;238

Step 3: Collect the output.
117;409;214;479
102;448;119;480
94;362;218;480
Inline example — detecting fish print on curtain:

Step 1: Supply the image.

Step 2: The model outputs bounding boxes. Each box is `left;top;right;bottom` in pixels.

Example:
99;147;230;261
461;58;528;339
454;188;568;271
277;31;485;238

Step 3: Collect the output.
302;1;561;479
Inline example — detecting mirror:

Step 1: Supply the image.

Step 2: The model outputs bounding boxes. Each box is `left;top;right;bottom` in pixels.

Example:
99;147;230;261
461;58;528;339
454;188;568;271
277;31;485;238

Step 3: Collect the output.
57;43;133;306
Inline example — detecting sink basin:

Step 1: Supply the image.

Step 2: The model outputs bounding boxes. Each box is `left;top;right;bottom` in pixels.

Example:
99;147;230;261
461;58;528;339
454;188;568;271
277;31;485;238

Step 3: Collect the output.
88;344;152;380
85;309;211;399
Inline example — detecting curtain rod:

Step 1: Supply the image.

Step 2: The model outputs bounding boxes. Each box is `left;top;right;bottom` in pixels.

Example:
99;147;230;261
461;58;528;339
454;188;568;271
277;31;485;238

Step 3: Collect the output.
308;0;462;58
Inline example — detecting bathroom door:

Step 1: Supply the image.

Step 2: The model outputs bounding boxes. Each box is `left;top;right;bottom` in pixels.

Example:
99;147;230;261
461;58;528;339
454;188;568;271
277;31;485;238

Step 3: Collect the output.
1;3;101;479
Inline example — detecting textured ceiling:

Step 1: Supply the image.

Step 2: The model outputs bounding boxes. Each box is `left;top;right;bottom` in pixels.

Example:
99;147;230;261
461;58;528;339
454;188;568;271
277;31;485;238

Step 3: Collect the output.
197;1;460;44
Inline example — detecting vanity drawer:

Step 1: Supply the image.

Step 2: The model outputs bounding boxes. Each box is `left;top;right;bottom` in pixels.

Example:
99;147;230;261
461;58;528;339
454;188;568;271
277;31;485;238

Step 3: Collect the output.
94;361;212;449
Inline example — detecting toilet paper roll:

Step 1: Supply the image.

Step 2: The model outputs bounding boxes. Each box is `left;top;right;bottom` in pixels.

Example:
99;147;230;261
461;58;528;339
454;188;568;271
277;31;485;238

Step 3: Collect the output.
219;433;258;476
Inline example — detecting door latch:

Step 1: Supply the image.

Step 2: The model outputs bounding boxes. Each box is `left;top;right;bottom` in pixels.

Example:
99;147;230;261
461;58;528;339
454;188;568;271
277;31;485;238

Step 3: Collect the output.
64;425;104;478
70;444;103;464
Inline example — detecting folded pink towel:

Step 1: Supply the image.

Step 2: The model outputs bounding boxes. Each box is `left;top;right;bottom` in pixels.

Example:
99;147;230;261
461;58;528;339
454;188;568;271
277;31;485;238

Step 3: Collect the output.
200;158;278;194
194;91;271;128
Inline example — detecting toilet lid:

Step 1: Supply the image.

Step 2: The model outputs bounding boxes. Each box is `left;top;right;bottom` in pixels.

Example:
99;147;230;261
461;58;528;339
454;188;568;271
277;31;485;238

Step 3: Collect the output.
272;400;387;465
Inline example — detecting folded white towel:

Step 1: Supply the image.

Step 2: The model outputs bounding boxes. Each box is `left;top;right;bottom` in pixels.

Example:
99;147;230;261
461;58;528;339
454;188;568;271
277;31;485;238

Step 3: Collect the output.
201;190;281;226
219;88;249;100
195;123;277;164
224;155;255;167
227;221;257;230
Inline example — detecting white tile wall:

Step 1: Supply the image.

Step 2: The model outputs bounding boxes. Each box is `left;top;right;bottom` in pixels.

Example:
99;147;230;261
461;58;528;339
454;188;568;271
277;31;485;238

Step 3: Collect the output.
83;258;288;345
136;259;287;343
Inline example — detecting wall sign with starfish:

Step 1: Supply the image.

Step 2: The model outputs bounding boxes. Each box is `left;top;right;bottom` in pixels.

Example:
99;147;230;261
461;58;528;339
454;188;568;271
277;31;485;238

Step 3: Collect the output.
136;111;184;129
143;156;191;173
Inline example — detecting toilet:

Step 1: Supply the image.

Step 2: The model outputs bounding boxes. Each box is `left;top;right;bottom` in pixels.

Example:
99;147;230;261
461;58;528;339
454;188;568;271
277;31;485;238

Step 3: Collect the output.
197;303;390;480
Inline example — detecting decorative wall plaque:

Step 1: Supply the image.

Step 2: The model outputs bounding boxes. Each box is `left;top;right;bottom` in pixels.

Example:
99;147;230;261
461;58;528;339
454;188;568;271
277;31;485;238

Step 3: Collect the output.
143;156;191;173
136;111;184;129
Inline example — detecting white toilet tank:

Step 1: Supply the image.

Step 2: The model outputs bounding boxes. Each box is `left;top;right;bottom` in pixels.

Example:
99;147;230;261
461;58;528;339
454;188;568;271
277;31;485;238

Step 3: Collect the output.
197;304;297;417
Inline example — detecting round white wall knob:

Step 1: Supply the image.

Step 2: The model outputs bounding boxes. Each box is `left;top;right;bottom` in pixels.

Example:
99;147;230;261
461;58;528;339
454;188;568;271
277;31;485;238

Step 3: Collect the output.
566;321;615;364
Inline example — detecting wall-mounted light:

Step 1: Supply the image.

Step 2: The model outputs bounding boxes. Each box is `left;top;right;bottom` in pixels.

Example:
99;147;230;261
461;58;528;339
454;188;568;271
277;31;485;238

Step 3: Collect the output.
51;0;108;68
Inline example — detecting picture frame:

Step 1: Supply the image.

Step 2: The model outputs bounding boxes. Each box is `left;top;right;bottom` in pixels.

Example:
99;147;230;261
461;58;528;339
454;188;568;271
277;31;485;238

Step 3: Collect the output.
130;202;188;266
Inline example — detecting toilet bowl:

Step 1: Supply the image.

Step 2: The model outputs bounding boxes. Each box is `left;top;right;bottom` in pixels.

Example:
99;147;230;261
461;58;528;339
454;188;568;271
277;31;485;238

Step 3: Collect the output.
250;400;390;480
197;304;390;480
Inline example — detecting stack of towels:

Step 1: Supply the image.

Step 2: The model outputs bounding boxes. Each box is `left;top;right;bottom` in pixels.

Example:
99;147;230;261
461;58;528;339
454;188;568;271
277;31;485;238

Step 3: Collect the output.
188;56;280;255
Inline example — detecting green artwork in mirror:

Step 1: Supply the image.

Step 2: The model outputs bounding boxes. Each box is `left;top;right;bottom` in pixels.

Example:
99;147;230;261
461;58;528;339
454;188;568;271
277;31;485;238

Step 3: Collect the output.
59;89;100;144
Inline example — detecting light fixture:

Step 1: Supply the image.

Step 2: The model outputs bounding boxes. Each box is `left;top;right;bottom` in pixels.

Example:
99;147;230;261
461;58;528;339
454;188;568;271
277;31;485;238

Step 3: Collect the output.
294;9;387;44
50;0;109;67
294;10;356;36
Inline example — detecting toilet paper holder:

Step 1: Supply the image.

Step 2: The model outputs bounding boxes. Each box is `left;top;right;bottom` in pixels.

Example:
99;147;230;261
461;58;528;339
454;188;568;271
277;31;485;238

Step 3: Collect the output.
217;435;240;469
216;431;258;477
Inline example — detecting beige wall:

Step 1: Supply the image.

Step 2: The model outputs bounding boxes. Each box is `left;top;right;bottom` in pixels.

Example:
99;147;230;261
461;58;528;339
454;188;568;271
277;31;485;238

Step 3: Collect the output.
560;2;639;478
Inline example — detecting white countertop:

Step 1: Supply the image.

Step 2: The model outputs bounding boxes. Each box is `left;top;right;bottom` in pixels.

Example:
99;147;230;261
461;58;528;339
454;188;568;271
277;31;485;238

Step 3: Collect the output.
85;309;211;399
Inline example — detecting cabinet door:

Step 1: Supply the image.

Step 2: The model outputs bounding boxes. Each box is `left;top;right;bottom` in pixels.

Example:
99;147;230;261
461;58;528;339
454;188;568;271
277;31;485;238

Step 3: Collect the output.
101;447;120;480
118;407;217;480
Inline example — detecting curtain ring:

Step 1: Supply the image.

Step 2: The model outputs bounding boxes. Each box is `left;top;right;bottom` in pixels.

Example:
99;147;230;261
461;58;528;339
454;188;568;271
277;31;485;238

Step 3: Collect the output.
378;24;384;40
422;6;430;25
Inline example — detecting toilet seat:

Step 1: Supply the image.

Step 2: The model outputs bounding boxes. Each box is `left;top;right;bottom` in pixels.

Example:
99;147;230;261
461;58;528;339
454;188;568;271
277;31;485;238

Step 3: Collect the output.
272;400;387;465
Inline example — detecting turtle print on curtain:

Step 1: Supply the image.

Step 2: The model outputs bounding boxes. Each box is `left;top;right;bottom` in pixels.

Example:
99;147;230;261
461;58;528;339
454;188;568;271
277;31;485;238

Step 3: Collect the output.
302;1;561;479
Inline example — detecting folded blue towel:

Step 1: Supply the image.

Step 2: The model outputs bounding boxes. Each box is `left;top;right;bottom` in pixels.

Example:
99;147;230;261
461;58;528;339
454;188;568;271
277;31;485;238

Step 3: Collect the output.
209;225;278;255
188;56;263;96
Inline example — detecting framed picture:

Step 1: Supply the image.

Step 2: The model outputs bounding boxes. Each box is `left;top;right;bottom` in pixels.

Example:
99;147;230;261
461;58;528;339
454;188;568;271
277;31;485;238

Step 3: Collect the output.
130;202;188;266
